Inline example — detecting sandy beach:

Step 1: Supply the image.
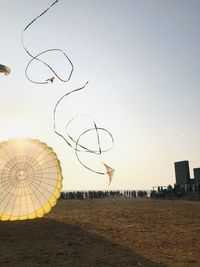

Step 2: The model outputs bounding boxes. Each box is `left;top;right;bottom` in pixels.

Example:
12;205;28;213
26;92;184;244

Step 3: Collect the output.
0;198;200;267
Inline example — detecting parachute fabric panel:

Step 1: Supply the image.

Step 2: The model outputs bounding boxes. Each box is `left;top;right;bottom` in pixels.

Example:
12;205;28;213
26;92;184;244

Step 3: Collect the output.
0;138;62;221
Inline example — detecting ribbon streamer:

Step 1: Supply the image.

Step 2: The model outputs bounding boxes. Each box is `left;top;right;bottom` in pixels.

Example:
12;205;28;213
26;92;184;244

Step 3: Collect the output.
21;0;74;84
53;82;114;183
22;0;115;185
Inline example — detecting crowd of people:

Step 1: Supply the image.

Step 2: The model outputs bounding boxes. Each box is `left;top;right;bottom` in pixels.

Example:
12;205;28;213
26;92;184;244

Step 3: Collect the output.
60;184;200;201
150;183;200;199
60;190;148;200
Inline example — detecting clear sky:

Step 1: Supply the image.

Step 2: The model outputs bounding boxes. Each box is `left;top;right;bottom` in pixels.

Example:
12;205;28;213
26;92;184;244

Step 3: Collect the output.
1;0;200;190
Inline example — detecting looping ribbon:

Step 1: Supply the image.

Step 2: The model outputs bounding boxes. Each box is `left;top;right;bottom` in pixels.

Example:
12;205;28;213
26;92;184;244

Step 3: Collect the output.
22;0;114;185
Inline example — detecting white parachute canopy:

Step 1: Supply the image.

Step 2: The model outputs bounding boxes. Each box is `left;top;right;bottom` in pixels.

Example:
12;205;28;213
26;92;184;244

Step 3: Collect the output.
0;138;62;221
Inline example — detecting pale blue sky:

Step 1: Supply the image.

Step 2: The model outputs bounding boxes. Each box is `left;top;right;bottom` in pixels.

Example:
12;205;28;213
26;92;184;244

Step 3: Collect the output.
1;0;200;190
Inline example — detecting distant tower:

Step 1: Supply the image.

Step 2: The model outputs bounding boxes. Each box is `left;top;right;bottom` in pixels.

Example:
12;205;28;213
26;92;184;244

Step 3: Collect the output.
193;168;200;185
174;161;190;185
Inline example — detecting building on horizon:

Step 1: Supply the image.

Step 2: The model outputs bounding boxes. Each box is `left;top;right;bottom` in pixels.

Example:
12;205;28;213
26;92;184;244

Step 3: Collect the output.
194;168;200;185
174;160;190;186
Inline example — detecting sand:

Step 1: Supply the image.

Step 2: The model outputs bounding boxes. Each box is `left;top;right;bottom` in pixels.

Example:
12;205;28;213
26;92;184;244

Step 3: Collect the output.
0;198;200;267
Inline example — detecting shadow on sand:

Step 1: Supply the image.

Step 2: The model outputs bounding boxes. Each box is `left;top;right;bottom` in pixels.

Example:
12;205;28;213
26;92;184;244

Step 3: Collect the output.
0;218;165;267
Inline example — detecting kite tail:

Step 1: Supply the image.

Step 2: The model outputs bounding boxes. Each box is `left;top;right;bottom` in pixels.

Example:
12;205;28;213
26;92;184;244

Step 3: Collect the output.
22;0;115;185
53;81;89;140
53;82;114;177
21;0;73;84
23;0;59;32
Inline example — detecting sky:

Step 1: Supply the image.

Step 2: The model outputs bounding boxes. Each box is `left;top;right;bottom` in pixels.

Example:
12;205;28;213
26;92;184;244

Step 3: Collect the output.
0;0;200;190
